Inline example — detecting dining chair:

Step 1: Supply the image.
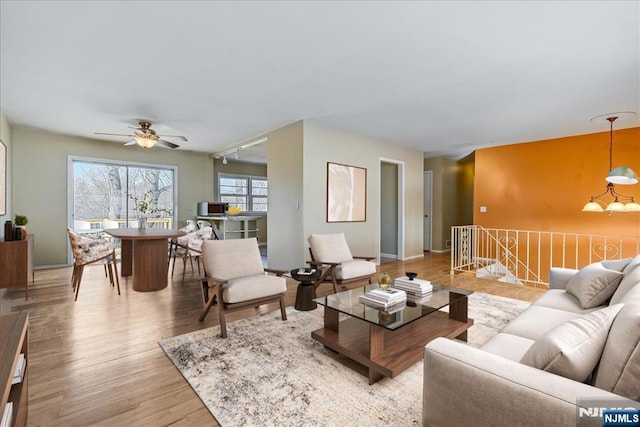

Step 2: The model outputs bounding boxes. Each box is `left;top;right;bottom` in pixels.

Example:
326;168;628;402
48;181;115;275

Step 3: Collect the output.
307;232;376;294
67;228;120;301
197;219;212;229
199;238;287;338
170;225;212;285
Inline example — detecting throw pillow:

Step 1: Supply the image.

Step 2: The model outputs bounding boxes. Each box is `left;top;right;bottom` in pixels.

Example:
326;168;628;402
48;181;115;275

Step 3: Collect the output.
520;304;623;382
593;303;640;400
602;258;631;272
566;263;624;308
610;263;640;305
622;254;640;275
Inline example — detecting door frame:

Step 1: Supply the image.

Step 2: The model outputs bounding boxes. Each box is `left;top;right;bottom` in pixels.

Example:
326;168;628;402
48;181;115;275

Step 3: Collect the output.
424;170;433;252
379;157;405;260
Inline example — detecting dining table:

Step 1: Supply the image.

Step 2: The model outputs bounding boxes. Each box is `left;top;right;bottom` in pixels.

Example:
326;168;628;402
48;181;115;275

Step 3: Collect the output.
104;228;185;292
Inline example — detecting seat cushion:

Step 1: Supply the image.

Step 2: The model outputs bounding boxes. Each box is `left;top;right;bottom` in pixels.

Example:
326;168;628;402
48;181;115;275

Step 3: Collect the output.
222;274;287;304
565;262;624;309
520;304;623;382
610;262;640;305
308;233;353;263
593;303;640;400
480;333;535;362
335;259;376;280
501;306;583;341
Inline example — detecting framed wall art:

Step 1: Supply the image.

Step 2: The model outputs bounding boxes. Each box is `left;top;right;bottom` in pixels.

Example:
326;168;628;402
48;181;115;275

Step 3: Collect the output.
326;162;367;222
0;139;5;216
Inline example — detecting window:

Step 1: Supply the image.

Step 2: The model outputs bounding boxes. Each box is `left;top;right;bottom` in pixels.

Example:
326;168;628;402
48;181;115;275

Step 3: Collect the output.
69;157;176;231
219;173;267;213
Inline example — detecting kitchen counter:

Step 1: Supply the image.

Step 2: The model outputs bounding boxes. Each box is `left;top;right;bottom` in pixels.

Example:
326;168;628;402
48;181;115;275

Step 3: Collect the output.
196;215;264;240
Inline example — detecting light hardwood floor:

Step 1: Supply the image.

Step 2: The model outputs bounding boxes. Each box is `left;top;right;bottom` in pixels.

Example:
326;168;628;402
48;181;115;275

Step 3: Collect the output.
0;252;544;426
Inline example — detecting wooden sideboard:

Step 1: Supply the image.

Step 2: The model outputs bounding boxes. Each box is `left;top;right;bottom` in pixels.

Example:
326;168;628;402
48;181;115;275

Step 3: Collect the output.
0;235;33;299
0;312;29;427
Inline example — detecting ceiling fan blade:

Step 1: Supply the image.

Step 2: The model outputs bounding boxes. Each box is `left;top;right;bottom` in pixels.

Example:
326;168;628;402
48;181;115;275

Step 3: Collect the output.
158;134;188;142
94;132;135;137
124;140;137;146
156;139;180;149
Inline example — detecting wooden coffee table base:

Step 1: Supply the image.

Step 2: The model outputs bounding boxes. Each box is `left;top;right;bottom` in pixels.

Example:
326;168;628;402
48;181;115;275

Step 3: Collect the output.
311;302;473;384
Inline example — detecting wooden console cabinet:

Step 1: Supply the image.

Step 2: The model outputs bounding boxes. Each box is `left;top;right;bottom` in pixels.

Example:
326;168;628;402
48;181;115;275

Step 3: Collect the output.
0;312;29;427
0;235;33;299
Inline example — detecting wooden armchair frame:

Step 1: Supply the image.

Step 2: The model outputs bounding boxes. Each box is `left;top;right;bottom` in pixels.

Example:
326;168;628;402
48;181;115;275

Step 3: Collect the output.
199;266;288;338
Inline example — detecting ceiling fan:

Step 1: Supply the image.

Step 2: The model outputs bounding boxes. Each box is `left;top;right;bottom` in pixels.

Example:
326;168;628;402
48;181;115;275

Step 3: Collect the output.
94;121;187;149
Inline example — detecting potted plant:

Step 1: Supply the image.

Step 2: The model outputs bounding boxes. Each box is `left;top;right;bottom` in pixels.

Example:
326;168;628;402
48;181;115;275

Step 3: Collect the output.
128;190;171;230
14;214;28;239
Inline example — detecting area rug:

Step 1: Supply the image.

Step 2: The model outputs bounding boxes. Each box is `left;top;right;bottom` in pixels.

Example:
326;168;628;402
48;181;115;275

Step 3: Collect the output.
159;293;530;426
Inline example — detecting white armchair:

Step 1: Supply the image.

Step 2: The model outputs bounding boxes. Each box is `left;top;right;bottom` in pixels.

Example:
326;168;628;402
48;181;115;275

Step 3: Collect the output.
307;233;376;294
199;238;287;338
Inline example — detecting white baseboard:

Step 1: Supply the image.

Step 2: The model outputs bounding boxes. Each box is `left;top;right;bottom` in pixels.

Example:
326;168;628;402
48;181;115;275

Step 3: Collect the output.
380;253;398;259
35;264;69;270
430;249;451;254
401;253;425;261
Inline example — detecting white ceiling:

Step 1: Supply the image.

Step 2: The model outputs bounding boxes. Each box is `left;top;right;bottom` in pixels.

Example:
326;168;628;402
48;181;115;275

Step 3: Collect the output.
1;1;638;163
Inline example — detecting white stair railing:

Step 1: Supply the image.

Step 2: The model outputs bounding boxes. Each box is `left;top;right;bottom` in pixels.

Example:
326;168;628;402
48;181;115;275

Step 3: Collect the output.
451;225;640;288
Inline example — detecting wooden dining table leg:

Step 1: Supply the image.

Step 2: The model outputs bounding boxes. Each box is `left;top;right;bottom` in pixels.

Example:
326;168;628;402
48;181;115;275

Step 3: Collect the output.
120;239;133;277
132;239;169;292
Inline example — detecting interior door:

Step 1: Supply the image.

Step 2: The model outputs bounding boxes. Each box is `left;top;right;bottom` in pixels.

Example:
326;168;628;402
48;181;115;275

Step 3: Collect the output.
423;171;432;251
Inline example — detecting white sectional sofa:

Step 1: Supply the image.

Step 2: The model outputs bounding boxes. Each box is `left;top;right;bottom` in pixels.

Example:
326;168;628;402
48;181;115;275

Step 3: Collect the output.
423;256;640;427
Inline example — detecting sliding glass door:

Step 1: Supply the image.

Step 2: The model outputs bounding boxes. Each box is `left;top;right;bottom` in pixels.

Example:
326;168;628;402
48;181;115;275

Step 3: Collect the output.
69;157;176;234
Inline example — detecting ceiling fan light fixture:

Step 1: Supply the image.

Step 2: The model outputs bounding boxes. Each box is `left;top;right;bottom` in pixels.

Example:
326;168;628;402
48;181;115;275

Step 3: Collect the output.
606;166;639;185
134;135;158;148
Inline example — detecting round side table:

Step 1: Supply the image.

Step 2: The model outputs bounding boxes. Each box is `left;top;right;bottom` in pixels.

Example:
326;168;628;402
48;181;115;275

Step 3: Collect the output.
290;268;322;311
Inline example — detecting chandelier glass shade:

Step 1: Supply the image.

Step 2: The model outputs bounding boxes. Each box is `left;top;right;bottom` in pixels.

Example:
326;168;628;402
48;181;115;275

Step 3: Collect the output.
134;135;158;148
606;166;639;185
582;183;640;213
582;115;639;214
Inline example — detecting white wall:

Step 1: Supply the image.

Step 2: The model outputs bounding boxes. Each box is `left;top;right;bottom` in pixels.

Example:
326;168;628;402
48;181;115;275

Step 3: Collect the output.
302;121;424;263
12;127;214;266
266;121;304;270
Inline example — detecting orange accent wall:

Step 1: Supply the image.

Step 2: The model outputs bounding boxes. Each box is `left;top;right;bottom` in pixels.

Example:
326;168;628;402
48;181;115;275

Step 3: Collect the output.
474;127;640;237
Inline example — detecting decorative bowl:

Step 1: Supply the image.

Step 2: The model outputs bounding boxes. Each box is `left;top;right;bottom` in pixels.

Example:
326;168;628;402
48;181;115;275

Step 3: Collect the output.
405;272;418;280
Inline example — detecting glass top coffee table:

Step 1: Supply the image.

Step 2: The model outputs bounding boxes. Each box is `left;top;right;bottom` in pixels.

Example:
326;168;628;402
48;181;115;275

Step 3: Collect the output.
312;283;473;384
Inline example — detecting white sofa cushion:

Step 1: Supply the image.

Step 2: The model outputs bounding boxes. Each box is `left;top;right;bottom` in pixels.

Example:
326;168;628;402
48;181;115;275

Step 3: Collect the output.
308;233;354;263
335;259;376;280
501;306;583;341
222;274;287;303
520;304;623;382
593;303;640;400
610;261;640;305
565;263;624;309
480;333;535;362
531;289;596;314
201;238;264;280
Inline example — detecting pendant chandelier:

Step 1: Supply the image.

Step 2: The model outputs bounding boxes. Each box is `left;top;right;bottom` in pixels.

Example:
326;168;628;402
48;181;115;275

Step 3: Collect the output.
582;114;639;214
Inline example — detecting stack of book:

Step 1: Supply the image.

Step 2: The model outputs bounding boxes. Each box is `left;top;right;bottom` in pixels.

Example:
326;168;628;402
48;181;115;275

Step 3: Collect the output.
11;353;25;385
393;277;433;298
358;288;407;311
